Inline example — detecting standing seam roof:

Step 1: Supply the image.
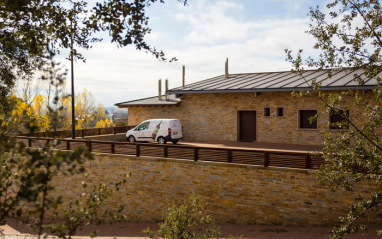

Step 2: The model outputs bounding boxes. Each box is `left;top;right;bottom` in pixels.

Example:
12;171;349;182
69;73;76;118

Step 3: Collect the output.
166;68;380;94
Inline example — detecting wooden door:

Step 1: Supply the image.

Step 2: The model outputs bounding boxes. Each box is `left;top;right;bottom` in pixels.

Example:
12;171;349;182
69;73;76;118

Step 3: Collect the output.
239;111;256;141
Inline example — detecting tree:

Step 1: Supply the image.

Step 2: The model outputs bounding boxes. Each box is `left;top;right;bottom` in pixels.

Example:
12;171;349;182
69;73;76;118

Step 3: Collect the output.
10;83;113;132
94;104;112;128
0;57;128;239
286;0;382;238
56;96;73;130
7;94;34;133
144;194;222;239
1;1;188;236
0;0;187;117
73;88;96;130
1;0;188;130
0;138;127;239
7;93;50;133
31;94;50;131
63;89;112;130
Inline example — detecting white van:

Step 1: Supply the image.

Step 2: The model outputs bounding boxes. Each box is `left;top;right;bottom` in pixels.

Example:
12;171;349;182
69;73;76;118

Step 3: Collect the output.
126;119;183;144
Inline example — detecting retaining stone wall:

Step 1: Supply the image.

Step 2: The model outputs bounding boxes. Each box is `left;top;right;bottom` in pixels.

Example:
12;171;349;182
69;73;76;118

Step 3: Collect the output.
51;152;381;226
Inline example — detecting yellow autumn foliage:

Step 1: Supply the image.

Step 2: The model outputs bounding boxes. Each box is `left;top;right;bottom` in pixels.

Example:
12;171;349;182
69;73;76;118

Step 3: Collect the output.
31;94;50;132
95;118;112;128
9;93;50;133
9;88;110;133
57;96;72;130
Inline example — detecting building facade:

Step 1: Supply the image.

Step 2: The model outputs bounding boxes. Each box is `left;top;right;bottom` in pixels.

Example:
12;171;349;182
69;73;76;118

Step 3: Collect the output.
116;68;379;145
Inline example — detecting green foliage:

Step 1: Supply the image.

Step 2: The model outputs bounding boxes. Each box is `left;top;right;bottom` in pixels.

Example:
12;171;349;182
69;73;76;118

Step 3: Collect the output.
286;0;382;238
2;109;127;238
0;140;26;225
144;194;221;239
0;1;190;237
0;0;188;126
0;51;128;239
316;87;382;239
0;136;128;239
18;140;93;238
46;175;128;239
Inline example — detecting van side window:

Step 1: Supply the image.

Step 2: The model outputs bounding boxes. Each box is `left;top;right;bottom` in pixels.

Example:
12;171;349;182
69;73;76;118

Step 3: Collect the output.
136;122;150;130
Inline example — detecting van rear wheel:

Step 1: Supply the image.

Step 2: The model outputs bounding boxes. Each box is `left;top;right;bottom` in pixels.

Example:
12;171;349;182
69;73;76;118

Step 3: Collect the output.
157;137;167;144
171;140;179;144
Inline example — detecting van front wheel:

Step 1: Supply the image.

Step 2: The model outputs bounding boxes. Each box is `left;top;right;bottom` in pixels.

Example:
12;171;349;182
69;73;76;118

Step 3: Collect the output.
128;135;136;143
157;137;167;144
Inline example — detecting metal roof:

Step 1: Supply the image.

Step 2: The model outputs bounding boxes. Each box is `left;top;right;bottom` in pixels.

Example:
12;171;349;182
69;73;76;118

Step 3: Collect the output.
115;94;181;108
166;68;381;94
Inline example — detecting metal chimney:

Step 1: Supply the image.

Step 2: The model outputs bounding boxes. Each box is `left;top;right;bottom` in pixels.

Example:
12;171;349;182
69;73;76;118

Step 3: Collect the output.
165;79;169;101
158;79;162;100
225;58;229;78
182;65;185;88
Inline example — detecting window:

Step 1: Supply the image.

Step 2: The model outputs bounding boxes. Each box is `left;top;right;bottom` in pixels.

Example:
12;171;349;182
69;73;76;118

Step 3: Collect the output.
136;122;150;131
277;108;284;117
330;110;349;129
299;110;317;129
264;107;270;117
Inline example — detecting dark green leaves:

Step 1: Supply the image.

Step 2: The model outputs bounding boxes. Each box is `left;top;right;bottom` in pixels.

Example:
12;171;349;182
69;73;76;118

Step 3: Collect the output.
144;194;222;239
287;0;382;237
0;0;188;121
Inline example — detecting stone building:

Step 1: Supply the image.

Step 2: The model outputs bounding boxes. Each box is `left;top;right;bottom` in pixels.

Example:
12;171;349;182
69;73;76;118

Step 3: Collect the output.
115;68;379;145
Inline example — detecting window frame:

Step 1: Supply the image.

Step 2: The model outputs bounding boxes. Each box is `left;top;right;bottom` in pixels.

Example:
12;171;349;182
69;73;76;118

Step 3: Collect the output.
277;107;284;117
329;110;349;130
298;110;318;129
264;107;270;117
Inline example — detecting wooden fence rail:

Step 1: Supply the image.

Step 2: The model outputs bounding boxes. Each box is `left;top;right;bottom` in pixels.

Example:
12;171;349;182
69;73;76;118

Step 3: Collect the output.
16;136;325;170
19;126;134;138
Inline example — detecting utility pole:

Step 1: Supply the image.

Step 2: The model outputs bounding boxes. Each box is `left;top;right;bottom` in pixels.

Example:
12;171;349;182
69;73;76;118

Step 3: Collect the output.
71;16;75;139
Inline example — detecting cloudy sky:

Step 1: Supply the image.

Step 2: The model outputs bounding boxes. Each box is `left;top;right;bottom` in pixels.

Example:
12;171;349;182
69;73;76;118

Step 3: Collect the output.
56;0;327;107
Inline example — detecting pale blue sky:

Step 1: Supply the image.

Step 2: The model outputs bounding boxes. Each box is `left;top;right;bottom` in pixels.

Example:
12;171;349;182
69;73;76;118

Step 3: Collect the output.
55;0;328;107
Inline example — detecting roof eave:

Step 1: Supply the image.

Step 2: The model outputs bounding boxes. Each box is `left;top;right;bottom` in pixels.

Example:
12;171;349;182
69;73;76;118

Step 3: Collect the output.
115;102;181;108
166;85;377;95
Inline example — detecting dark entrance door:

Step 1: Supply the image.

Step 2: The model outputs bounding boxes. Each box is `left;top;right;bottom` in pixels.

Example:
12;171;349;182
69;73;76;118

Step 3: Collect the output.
239;111;256;141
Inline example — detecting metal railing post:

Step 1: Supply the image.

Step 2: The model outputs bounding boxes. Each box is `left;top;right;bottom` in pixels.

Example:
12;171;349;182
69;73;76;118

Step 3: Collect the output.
194;148;198;161
264;151;269;167
113;127;116;135
227;149;232;162
111;143;115;153
81;129;84;138
99;128;101;135
67;140;70;150
136;144;140;157
87;141;92;152
305;154;311;169
164;145;168;157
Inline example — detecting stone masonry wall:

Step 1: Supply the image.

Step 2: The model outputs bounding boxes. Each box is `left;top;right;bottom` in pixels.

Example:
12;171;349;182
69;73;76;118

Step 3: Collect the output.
127;91;371;145
51;153;381;226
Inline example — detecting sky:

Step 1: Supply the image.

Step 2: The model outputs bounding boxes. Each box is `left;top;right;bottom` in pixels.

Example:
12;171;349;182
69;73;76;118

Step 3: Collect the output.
55;0;328;107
